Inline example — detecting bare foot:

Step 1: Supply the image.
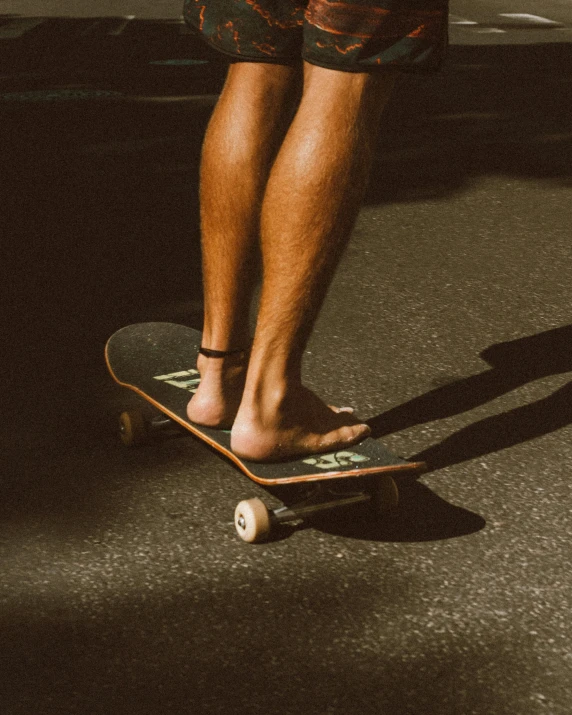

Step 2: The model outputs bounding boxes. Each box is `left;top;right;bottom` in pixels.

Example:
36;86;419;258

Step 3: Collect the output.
187;352;353;431
230;386;371;462
187;352;248;429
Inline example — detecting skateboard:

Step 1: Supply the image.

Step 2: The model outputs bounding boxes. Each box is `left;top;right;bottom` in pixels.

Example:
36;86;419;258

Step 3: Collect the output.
105;322;427;543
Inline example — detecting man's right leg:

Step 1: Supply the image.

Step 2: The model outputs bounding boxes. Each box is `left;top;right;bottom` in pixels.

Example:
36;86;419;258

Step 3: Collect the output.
187;61;301;428
232;62;399;461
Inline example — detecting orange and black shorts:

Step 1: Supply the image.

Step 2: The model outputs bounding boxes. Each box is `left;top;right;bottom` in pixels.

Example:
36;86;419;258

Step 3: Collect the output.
183;0;449;73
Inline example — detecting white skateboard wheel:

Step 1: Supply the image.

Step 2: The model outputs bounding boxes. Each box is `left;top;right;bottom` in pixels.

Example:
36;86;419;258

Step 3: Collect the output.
234;498;271;543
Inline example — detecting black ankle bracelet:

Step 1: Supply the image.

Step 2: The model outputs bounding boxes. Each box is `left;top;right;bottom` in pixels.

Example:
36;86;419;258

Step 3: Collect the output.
198;346;249;358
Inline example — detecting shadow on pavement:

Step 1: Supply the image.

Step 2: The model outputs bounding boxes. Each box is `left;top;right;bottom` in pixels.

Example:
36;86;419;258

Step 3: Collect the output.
370;43;572;203
1;17;227;468
0;572;528;715
369;324;572;471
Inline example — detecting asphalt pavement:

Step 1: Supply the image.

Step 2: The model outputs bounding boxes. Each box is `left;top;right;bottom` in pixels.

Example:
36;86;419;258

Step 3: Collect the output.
1;2;572;714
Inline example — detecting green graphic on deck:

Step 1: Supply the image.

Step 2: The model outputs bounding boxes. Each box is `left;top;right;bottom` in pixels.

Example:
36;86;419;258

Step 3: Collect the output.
154;369;201;393
303;451;370;470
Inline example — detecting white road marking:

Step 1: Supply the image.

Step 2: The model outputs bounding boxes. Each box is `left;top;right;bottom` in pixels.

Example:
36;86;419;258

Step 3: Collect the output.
107;16;136;36
498;13;562;27
449;11;567;35
449;15;477;26
0;18;46;39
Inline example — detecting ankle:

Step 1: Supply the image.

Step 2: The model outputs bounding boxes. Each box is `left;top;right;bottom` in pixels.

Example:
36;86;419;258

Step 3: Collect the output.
200;321;251;355
239;369;303;420
197;348;250;379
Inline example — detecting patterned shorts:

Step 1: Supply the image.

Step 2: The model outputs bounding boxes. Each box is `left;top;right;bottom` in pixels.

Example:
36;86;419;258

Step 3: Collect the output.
183;0;449;73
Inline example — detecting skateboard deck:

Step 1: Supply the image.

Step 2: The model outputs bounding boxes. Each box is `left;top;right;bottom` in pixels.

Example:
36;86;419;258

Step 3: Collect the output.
105;322;427;541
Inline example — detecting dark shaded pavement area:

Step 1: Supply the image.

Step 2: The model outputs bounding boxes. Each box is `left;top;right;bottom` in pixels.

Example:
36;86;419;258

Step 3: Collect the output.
1;15;572;715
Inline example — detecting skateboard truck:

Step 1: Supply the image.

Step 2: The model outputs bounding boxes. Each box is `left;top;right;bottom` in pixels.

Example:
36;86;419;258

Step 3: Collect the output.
118;411;179;446
118;409;398;543
234;477;398;543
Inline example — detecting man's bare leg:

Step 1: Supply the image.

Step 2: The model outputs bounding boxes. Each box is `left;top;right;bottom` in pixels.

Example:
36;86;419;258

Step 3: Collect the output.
187;62;301;428
231;63;399;461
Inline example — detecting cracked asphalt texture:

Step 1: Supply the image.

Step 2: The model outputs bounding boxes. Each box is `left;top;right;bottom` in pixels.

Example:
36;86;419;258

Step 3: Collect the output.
1;3;572;713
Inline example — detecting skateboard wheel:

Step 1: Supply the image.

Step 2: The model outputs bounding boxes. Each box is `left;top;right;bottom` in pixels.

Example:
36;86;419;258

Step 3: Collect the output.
370;477;399;516
234;498;271;543
118;410;147;447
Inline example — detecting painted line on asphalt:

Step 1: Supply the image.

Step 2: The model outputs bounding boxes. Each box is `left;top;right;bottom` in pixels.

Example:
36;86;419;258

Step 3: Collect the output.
107;16;136;36
0;17;46;39
0;88;124;101
450;12;566;33
498;13;563;27
449;15;478;26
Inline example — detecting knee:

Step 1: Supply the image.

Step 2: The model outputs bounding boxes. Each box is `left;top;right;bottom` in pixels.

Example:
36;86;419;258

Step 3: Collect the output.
226;61;302;100
299;62;399;133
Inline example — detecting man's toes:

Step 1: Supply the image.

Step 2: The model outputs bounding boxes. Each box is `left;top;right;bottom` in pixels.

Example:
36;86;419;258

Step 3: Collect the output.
347;422;371;443
329;405;354;414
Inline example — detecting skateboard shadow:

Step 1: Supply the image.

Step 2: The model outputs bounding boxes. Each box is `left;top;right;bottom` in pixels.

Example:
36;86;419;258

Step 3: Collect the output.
368;324;572;471
311;479;485;542
315;324;572;543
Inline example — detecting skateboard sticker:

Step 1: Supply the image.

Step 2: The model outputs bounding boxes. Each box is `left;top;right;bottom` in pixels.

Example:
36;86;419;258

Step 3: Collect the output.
303;451;370;470
154;369;201;393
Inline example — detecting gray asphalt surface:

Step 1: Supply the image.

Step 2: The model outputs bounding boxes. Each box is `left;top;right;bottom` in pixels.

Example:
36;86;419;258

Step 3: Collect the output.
1;1;572;713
